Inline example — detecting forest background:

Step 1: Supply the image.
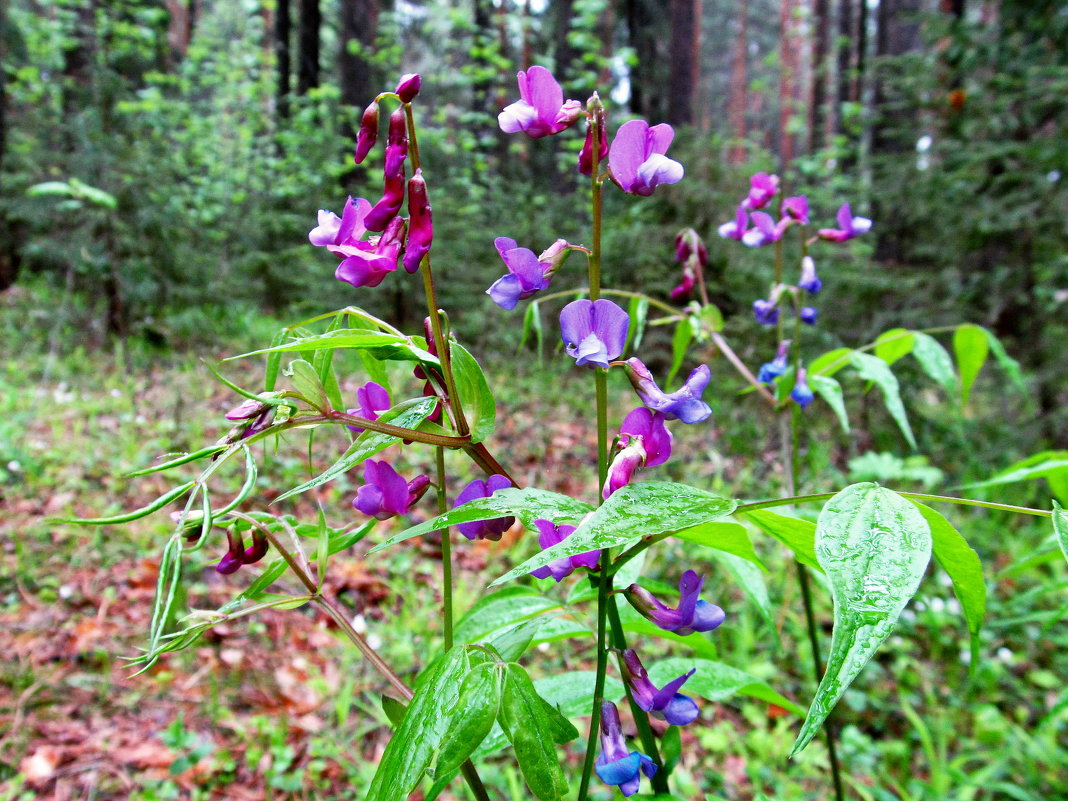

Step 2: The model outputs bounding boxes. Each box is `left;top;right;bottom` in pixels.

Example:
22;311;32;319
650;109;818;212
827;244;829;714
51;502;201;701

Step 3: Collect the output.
1;0;1067;799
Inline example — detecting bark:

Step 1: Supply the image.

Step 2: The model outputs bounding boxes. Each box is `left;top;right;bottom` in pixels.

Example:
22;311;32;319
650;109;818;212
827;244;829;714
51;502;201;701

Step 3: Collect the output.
778;0;804;164
625;0;667;121
338;0;378;134
727;0;749;163
552;0;577;90
471;0;494;116
297;0;320;95
667;0;700;126
276;0;291;119
810;0;831;151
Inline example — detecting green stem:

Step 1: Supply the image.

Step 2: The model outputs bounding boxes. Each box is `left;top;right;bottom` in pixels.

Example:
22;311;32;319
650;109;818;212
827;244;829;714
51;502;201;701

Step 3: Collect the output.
437;446;454;650
596;369;609;491
577;550;611;801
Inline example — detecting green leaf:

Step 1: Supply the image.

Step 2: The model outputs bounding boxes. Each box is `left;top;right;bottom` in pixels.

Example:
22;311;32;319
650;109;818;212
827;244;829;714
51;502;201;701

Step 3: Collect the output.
960;450;1068;501
1054;502;1068;567
708;551;777;637
58;481;196;525
429;662;502;779
626;296;650;353
316;505;329;590
667;318;693;385
910;332;957;397
451;343;496;443
661;724;682;774
848;351;917;450
382;695;407;726
231;329;416;360
646;658;804;716
671;521;766;570
982;328;1027;395
910;502;985;656
274;396;439;503
741;510;822;572
286;359;329;411
369;488;594;553
491;482;736;586
953;324;989;406
519;299;543;357
454;587;563;645
809;347;853;377
264;327;290;391
791;483;932;756
874;328;915;366
498;663;573;800
808;374;850;433
126;446;228;477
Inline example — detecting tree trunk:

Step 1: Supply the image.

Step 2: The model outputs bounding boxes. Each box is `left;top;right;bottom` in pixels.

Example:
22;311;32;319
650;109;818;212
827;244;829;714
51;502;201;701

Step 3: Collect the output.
625;0;667;121
471;0;494;117
276;0;291;118
727;0;749;163
297;0;320;95
810;0;831;151
338;0;378;136
667;0;700;126
778;0;804;165
553;0;577;90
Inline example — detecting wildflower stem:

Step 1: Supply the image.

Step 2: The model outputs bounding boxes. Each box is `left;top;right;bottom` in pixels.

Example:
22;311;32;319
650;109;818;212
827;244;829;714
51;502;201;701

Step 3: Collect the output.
436;446;454;650
577;552;612;801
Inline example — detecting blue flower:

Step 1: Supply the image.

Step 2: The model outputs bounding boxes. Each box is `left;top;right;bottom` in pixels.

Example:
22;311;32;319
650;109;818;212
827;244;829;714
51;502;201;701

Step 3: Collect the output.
752;297;780;326
621;649;700;726
791;367;815;410
623;570;725;636
757;340;791;385
798;255;821;294
559;299;629;368
454;475;515;541
622;358;712;424
595;701;658;796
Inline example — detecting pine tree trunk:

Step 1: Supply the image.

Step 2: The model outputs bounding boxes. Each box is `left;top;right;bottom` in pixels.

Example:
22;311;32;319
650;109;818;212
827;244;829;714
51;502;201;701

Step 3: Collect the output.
276;0;291;119
297;0;320;95
667;0;699;126
728;0;749;163
338;0;378;136
810;0;831;151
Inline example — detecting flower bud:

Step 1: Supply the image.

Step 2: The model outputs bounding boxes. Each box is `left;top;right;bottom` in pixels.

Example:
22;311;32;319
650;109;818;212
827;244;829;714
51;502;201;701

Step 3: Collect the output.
353;102;380;165
578;105;608;176
536;238;571;274
363;108;409;232
403;169;433;273
395;73;421;103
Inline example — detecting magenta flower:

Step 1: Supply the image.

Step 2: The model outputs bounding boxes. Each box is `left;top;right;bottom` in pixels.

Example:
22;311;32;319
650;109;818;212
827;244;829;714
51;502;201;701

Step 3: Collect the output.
608;119;684;196
717;205;749;241
217;528;269;575
757;340;792;385
395;73;421;103
403;170;432;273
454;475;515;541
603;408;672;499
741;211;784;247
791;367;815;409
224;396;277;439
486;237;553;310
818;202;873;242
622;358;712;424
741;172;779;210
578;106;608;175
623;570;725;636
346;381;391;434
621;649;700;726
529;519;601;581
671;228;706;300
334;215;407;288
498;66;582;138
798;255;821;294
353;460;430;520
363;108;408;232
595;701;657;797
559;299;629;368
353;102;379;165
782;195;809;224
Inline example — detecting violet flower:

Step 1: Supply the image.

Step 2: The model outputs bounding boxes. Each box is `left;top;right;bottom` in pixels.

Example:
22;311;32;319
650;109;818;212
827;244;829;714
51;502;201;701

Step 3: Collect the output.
757;340;792;385
498;66;582;138
622;358;712;424
346;381;391;434
217;528;268;575
621;649;700;726
752;297;780;326
559;299;629;368
818;202;873;242
395;73;421;103
529;519;601;581
741;172;779;210
353;460;430;521
225;396;277;440
353;102;379;165
782;195;810;224
717;206;749;241
363;108;408;232
741;211;784;247
800;306;818;326
608;119;684;196
403;169;433;273
603;408;673;499
671;228;706;300
623;569;725;636
486;237;553;310
798;255;821;294
791;367;815;409
595;701;657;797
454;475;515;541
670;267;695;301
334;215;407;288
578;105;608;175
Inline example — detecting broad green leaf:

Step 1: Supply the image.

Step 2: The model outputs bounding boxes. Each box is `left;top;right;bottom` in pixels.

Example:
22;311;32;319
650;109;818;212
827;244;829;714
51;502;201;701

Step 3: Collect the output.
366;646;494;801
953;324;989;406
661;724;682;774
874;328;914;366
274;396;438;502
454;587;563;645
667;318;693;385
700;303;724;334
910;332;957;397
491;482;736;586
482;617;549;662
982;327;1027;395
382;695;407;726
286;359;328;410
429;662;502;779
791;483;932;756
849;351;917;449
672;521;766;570
809;347;853;377
960;451;1068;502
741;510;822;572
646;658;803;716
231;329;413;359
58;480;196;525
451;343;496;443
708;551;777;637
498;663;573;800
808;374;850;433
370;488;594;553
1054;502;1068;567
910;502;985;657
627;296;650;353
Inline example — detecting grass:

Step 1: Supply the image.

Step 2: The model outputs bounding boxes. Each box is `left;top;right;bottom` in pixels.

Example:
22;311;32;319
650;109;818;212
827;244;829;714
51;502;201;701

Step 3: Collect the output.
1;281;1065;800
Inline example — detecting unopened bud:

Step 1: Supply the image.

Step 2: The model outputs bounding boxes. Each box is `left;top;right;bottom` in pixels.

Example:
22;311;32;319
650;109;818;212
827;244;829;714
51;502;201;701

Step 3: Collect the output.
353;102;380;165
395;73;421;103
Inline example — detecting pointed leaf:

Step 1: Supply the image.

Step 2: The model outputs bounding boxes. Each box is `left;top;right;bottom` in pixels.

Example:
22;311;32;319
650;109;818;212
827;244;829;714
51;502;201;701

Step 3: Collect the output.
491;482;736;586
1054;502;1068;567
910;332;957;397
646;658;803;716
626;296;650;353
791;483;932;756
982;327;1027;395
741;510;822;572
57;481;197;525
672;521;766;570
454;587;563;644
874;328;914;366
429;661;502;779
498;663;573;800
808;374;850;433
450;343;496;443
667;318;693;384
708;551;777;636
960;451;1068;500
953;324;989;406
848;352;917;449
809;347;853;377
286;359;329;411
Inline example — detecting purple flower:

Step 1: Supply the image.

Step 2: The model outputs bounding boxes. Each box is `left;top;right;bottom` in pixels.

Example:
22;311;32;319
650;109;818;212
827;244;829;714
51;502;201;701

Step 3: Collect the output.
741;172;779;210
791;367;815;409
225;396;277;440
595;701;657;797
353;102;379;165
559;299;629;368
529;519;601;581
486;237;553;310
395;73;421;103
603;408;673;499
717;206;749;241
334;215;407;288
454;475;515;541
675;228;708;268
353;460;430;521
782;195;810;224
622;358;712;424
578;105;608;175
798;255;821;294
741;211;784;247
752;297;780;326
623;569;725;636
403;169;433;273
363;108;408;232
216;528;269;575
800;306;818;326
818;202;873;242
346;381;391;434
621;649;700;726
757;340;792;385
498;66;582;138
608;119;684;196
